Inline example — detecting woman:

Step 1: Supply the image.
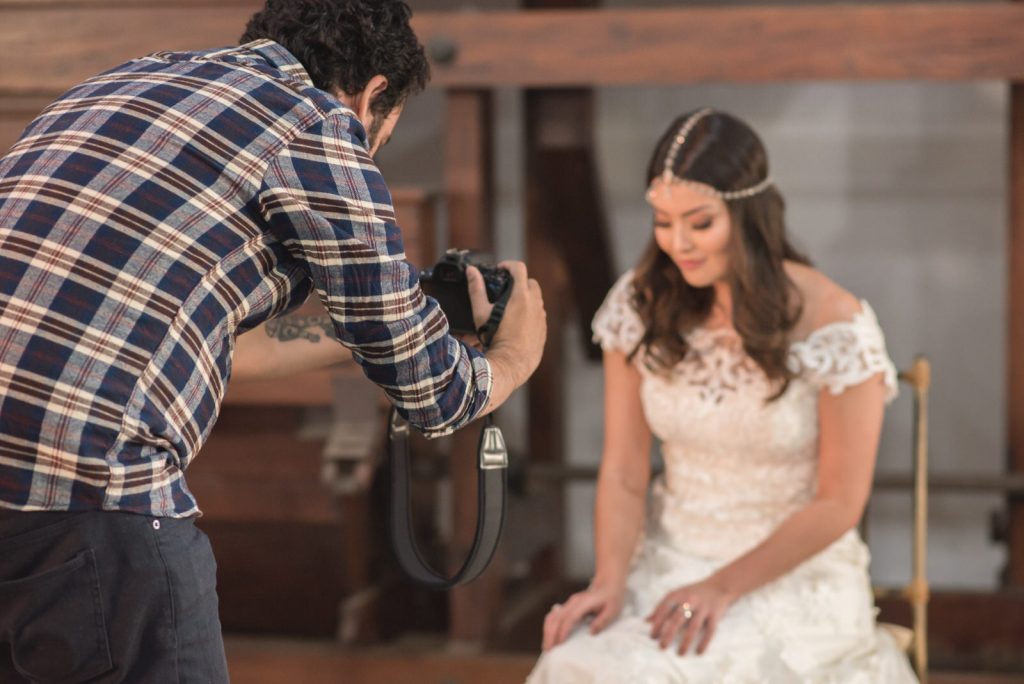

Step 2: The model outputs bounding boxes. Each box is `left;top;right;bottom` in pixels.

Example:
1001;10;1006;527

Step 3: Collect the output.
527;109;917;683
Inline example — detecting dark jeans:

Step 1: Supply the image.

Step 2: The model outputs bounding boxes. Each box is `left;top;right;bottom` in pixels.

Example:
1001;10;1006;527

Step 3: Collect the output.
0;510;228;683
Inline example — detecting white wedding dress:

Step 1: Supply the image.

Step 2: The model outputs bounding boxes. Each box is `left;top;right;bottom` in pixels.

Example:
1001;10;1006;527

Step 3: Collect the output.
526;272;918;683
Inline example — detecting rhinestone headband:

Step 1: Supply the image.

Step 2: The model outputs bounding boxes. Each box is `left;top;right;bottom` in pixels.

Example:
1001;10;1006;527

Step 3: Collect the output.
655;108;773;202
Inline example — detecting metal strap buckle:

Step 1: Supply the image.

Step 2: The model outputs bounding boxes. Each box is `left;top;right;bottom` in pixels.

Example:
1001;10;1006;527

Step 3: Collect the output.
389;410;410;437
479;425;508;470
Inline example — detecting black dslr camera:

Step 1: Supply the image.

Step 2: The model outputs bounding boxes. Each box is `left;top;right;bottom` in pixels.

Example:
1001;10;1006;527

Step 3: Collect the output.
420;249;513;341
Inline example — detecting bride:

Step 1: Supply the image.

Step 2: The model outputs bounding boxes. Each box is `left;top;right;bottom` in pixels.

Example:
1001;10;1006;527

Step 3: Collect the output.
526;109;918;683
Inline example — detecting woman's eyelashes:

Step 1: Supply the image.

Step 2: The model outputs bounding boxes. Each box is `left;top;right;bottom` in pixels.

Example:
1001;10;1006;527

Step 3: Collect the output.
653;216;714;231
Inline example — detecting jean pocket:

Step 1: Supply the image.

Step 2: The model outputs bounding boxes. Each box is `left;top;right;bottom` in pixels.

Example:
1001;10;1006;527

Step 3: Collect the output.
0;549;114;684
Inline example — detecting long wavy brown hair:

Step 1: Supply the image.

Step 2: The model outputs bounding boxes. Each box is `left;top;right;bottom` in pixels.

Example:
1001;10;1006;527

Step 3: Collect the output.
629;109;811;399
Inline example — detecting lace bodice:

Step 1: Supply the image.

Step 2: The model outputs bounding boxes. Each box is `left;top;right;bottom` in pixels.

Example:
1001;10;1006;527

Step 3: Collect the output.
591;271;898;560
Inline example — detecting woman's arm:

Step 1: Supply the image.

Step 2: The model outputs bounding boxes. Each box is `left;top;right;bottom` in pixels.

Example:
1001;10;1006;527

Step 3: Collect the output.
544;349;652;648
710;372;888;597
591;350;654;591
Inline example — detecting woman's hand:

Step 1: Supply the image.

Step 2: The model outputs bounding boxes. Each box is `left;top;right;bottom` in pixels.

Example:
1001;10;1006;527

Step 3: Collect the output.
542;581;625;651
646;576;737;656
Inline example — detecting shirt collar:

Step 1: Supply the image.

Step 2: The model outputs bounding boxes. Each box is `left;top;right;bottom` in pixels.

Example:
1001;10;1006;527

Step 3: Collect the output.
242;39;315;89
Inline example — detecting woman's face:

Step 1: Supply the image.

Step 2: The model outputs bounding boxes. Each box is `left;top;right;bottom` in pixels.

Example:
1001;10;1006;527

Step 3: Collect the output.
647;178;732;288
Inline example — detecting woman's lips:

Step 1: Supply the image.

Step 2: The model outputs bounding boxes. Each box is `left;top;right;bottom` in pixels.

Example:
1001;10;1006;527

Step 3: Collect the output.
677;258;705;271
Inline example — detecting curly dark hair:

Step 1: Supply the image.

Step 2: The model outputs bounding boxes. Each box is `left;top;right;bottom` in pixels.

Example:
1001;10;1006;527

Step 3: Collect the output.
631;110;811;400
240;0;430;116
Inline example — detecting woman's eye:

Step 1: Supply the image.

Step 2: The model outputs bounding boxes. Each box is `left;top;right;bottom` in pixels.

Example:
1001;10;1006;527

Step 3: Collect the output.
692;219;713;231
654;221;671;229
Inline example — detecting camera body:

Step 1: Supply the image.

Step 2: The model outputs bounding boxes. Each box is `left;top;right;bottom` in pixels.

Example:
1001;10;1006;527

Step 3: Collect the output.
420;249;512;335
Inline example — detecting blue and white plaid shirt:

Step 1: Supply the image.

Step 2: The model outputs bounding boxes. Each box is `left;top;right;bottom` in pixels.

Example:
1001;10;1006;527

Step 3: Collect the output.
0;40;492;517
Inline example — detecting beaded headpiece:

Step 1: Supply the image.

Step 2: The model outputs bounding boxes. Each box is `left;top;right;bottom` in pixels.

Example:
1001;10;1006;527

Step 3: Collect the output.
650;108;773;202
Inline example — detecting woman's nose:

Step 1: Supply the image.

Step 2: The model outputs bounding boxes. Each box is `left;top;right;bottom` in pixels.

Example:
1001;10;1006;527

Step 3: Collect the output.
673;225;694;252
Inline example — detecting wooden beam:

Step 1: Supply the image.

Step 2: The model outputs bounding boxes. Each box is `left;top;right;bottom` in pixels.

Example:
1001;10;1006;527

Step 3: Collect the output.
0;95;52;155
524;91;614;359
1009;80;1024;587
5;4;1024;95
0;4;259;95
0;0;255;6
414;4;1024;87
522;36;574;614
442;89;504;646
444;91;493;252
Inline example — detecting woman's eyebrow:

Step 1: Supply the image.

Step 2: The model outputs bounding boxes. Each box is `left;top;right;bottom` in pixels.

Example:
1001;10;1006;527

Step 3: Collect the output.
681;205;712;217
653;205;712;218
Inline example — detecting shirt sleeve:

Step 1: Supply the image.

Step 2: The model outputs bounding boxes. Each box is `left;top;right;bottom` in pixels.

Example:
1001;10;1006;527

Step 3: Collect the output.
258;113;492;438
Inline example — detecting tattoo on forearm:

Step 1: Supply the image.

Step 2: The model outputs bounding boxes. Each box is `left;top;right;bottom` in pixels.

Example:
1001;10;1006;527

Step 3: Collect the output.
265;315;338;343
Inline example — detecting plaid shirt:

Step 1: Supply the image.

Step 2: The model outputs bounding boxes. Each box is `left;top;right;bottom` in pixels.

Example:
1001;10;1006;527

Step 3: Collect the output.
0;40;492;517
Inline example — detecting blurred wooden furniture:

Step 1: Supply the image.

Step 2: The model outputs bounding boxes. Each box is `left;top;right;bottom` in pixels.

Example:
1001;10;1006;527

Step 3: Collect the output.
873;357;932;681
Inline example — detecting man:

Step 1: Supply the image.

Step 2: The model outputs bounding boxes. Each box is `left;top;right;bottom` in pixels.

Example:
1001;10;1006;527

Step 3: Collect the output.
0;0;546;681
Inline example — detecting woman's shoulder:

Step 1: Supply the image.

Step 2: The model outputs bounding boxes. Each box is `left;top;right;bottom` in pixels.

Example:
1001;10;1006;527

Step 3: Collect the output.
784;262;865;341
784;262;897;400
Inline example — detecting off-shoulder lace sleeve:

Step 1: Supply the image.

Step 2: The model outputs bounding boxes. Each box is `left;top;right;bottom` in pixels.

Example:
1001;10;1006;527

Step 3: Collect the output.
592;270;645;354
788;300;899;403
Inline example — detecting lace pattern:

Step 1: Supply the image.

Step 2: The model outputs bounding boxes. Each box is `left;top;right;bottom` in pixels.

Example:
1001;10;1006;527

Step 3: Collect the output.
591;271;644;355
788;302;899;403
592;270;898;403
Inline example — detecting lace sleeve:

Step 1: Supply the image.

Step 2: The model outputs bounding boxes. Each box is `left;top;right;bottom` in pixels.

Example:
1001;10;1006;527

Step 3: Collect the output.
788;300;899;403
592;270;645;354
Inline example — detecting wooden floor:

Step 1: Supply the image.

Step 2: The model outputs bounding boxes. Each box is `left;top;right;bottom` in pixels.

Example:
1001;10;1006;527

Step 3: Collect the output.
225;636;1024;684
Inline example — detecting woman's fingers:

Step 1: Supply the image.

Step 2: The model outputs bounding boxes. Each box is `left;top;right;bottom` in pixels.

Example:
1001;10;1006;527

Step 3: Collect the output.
589;601;617;635
542;593;600;650
555;594;597;646
658;608;688;649
542;603;564;651
676;605;707;655
648;596;686;639
695;612;720;655
646;596;674;631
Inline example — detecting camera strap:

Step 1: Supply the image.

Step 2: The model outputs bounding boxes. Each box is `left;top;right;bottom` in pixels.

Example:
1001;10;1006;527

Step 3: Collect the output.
388;407;508;589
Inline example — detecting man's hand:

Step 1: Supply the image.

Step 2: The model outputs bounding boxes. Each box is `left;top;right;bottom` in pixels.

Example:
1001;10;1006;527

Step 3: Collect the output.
466;261;546;414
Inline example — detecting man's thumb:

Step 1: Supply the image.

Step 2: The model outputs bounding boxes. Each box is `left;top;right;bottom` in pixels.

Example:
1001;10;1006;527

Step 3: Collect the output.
466;266;493;328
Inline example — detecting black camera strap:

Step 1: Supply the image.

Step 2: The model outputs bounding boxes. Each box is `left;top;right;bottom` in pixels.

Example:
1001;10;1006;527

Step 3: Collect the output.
388;408;508;589
388;266;514;588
